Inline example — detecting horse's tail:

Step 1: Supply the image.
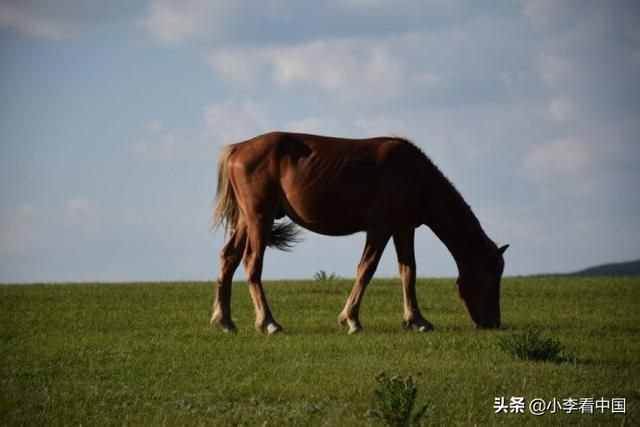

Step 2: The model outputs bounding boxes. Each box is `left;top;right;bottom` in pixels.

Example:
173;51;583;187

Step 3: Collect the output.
269;220;303;251
211;145;239;234
211;145;302;251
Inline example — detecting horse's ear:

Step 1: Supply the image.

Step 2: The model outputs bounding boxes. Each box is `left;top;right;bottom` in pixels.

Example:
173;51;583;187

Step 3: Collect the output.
498;244;509;255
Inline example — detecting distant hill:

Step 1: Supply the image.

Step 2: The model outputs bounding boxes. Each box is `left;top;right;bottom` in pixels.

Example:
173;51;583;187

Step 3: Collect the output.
568;259;640;277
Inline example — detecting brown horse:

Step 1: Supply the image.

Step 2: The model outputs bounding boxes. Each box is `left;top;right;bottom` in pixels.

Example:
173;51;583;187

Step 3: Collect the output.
210;132;508;334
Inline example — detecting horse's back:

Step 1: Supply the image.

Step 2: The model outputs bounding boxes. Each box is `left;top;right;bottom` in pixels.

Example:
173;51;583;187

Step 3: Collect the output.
228;131;412;167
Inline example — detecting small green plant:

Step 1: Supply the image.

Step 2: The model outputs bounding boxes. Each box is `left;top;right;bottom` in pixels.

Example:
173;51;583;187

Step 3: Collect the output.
313;270;340;281
498;328;564;362
371;372;430;427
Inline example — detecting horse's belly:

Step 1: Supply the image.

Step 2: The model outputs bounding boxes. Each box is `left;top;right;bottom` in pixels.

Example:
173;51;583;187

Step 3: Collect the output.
282;191;369;236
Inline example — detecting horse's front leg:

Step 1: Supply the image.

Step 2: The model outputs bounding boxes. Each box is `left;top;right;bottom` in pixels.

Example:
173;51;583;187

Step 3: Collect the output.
393;228;433;332
338;231;390;334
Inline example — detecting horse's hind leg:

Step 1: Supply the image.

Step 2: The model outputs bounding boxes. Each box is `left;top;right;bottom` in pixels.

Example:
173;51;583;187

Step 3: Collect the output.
243;218;282;335
211;220;247;333
393;228;433;332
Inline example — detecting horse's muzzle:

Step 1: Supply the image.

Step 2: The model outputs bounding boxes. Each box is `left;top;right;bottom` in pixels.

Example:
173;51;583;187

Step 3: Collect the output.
473;312;501;329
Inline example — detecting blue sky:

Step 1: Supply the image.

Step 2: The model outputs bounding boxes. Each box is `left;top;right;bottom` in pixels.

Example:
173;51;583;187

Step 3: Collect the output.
1;0;639;282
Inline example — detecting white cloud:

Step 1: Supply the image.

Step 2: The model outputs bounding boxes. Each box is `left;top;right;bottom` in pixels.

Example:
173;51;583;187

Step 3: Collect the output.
0;1;74;40
203;99;272;143
64;198;95;222
210;37;443;104
537;53;573;88
209;49;262;87
131;129;198;161
632;50;640;67
142;0;230;47
547;95;577;122
522;0;576;33
363;46;418;99
268;40;373;99
142;0;486;48
355;116;409;137
524;138;591;177
206;12;534;109
269;41;353;90
131;100;272;162
144;120;166;133
527;1;640;122
522;138;599;202
0;205;37;256
478;205;544;246
522;0;640;194
626;23;640;67
0;1;139;40
283;117;325;135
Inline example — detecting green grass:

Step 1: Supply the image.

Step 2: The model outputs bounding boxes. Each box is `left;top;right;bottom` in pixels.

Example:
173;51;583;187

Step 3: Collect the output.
1;277;639;425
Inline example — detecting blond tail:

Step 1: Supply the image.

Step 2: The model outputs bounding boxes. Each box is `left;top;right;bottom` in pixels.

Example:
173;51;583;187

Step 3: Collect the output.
211;145;239;235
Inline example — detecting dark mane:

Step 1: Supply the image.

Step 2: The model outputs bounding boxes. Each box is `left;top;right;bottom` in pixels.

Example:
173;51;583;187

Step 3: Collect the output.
394;137;482;227
393;137;492;253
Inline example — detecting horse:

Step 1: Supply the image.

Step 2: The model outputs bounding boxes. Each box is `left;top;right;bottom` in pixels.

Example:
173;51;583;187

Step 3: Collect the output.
210;132;508;335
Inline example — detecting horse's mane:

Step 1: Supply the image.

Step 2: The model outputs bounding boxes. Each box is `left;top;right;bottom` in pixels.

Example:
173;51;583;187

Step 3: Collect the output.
392;136;484;232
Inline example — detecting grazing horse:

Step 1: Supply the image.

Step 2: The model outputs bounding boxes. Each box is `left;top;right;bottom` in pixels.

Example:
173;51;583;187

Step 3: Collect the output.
210;132;508;334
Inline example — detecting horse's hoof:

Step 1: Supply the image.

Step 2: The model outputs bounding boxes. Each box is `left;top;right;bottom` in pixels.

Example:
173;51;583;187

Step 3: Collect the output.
266;323;283;335
222;325;238;334
348;324;362;334
340;317;362;334
256;320;283;335
213;321;237;334
211;312;237;333
338;312;362;333
403;318;434;332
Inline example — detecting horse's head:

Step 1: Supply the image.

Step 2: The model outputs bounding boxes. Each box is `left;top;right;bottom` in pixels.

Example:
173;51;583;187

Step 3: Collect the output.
456;244;508;329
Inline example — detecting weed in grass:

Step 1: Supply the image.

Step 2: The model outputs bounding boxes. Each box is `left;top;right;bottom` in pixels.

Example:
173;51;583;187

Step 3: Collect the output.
498;328;564;362
313;270;341;282
371;372;430;427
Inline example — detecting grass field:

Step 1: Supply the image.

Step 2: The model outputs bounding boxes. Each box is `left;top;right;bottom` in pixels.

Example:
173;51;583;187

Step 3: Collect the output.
1;277;639;426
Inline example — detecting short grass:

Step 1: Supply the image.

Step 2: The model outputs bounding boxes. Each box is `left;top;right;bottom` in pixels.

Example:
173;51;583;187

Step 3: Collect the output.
1;277;639;426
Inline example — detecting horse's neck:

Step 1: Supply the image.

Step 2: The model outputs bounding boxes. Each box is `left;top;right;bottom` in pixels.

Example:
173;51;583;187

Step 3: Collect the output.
424;186;493;271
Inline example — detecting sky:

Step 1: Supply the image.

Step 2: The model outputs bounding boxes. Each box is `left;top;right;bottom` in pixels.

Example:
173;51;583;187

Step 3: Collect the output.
1;0;639;283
